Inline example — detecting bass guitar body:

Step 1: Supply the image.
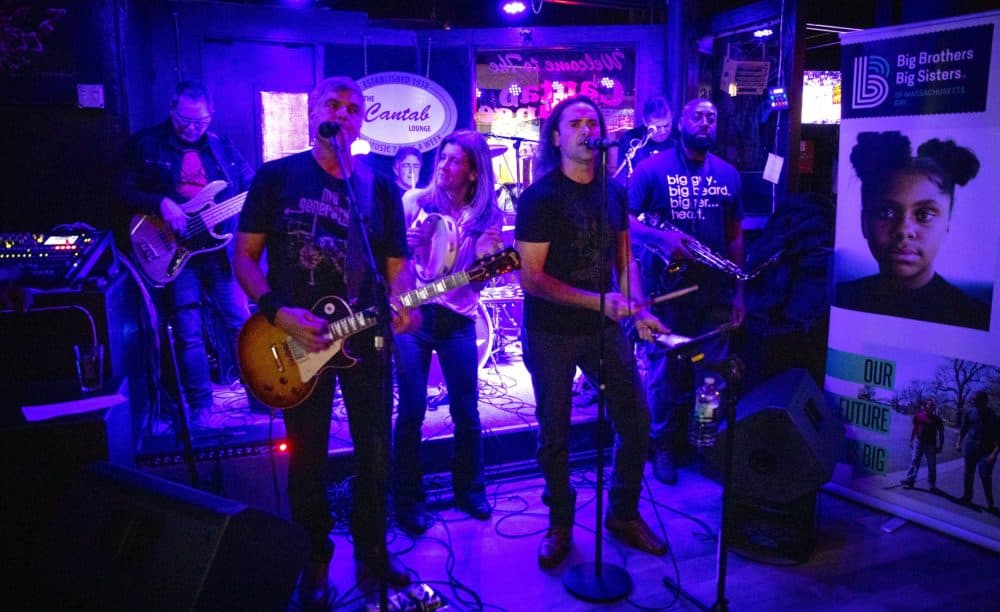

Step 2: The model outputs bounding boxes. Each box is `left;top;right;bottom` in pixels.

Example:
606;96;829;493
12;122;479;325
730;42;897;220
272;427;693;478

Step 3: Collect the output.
128;180;242;286
129;214;230;285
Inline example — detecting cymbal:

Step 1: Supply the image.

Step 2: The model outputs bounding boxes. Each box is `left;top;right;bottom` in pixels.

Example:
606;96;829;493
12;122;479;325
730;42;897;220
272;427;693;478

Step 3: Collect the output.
489;145;508;158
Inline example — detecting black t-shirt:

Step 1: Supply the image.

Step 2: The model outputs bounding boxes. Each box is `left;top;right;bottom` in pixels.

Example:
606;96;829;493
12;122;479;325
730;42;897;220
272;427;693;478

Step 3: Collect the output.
835;273;990;331
515;169;628;336
238;151;407;309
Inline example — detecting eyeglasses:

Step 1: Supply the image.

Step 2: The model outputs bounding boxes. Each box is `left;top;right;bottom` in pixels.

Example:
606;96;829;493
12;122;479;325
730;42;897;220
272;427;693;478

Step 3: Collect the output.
172;110;212;129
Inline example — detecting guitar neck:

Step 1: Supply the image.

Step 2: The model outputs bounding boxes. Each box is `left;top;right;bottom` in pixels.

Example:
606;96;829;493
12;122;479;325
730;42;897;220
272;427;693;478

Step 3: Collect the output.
398;271;471;309
315;270;472;344
199;192;248;228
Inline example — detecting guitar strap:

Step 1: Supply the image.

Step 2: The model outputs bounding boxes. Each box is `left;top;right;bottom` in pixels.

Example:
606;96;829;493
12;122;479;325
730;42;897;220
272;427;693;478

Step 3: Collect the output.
345;160;375;304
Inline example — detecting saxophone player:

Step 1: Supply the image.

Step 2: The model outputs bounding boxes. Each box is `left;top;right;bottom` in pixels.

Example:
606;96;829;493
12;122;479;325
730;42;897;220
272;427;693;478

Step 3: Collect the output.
627;98;745;485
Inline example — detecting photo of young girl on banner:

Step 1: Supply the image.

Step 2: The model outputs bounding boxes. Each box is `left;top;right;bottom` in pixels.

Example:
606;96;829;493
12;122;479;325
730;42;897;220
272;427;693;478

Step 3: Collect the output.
833;130;990;330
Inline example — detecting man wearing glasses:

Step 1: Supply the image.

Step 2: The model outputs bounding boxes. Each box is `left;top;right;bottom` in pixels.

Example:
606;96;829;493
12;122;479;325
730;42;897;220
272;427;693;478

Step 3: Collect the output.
120;80;255;428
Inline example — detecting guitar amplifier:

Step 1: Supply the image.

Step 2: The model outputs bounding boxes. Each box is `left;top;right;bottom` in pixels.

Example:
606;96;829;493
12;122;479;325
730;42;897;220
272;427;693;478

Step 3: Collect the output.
0;228;115;289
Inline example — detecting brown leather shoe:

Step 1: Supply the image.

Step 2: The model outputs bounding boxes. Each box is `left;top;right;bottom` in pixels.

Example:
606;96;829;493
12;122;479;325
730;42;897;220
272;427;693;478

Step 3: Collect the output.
605;515;667;556
538;525;572;569
356;551;411;591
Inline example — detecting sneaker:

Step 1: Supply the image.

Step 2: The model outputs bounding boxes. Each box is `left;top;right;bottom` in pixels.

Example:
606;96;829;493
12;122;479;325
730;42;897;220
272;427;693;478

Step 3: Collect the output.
900;479;915;488
652;450;678;485
605;514;668;556
538;525;572;568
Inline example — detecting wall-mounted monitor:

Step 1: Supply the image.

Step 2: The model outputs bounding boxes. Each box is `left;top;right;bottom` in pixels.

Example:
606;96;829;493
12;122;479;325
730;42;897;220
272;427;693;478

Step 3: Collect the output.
801;70;841;125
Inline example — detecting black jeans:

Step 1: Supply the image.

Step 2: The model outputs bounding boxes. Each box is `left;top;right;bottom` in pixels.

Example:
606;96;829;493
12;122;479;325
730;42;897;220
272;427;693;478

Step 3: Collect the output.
522;325;650;526
282;329;393;562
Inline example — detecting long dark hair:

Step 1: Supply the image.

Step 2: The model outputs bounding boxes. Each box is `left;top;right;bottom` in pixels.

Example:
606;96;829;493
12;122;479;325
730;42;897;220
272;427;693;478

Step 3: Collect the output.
535;95;608;177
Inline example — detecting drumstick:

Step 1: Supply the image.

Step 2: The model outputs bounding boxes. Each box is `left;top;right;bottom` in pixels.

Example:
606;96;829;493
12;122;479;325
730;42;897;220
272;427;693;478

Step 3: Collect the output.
637;285;699;309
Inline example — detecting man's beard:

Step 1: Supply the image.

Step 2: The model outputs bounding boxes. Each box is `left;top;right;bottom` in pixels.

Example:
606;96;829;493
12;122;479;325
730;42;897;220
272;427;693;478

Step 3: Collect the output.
681;131;714;153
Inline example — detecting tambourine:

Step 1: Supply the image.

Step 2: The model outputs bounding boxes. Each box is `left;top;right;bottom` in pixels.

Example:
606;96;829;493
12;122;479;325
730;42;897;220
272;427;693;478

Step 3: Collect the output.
412;211;458;282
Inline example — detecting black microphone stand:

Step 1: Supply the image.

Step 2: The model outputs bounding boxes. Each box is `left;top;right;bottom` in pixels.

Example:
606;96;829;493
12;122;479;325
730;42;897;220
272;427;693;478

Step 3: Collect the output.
331;138;394;611
659;326;742;612
563;142;632;603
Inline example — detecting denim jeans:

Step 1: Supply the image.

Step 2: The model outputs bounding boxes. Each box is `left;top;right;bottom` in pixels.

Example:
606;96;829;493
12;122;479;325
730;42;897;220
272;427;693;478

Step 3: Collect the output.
522;325;650;525
962;443;996;506
903;439;938;486
162;252;249;411
283;329;393;562
641;304;730;453
393;304;484;509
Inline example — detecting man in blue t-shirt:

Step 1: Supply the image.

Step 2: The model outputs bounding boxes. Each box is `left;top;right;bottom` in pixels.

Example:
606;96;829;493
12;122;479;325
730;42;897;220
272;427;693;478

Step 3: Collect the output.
628;98;745;485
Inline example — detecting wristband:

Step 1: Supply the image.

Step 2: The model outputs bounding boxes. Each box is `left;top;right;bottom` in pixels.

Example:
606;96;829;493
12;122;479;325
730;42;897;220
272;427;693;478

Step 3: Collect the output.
257;291;287;325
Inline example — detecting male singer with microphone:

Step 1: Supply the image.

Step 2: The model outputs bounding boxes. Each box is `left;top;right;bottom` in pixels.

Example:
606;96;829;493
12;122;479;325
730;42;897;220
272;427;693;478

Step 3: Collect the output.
233;76;418;607
628;97;744;485
515;95;668;569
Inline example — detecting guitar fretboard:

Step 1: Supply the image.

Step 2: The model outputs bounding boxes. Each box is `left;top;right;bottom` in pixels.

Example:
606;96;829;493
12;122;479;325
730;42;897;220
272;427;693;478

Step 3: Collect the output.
399;271;471;308
181;193;248;239
287;308;379;361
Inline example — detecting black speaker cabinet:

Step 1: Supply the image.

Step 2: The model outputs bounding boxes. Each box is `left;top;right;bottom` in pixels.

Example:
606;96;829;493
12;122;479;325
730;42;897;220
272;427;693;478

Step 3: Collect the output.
141;447;292;520
1;380;134;601
34;462;307;612
709;368;843;503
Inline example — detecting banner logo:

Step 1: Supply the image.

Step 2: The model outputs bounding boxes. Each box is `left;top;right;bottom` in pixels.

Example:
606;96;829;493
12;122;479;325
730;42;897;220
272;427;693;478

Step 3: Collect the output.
851;55;890;109
357;72;457;156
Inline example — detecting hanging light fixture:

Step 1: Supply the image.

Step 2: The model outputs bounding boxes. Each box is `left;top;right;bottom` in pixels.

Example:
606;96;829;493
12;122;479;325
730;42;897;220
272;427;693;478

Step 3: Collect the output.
500;0;543;20
501;1;528;16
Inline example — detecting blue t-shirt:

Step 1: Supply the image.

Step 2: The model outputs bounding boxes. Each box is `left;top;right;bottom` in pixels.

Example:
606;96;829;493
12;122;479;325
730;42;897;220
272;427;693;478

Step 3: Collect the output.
515;169;628;336
238;151;407;309
628;147;743;327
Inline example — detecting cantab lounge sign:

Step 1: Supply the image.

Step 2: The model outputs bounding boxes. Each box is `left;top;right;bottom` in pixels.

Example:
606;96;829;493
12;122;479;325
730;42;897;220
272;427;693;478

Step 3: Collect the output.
357;72;457;156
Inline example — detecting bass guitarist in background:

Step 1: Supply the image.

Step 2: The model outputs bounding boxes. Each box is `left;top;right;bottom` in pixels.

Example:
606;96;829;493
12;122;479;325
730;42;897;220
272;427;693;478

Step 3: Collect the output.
233;76;417;607
119;80;255;427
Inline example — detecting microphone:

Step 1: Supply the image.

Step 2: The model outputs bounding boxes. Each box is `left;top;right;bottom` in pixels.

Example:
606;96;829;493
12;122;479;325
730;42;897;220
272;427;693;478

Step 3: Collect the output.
318;121;340;139
584;137;619;150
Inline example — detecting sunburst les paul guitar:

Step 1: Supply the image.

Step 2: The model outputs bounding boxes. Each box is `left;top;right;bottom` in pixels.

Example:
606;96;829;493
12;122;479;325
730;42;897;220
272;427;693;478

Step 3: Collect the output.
238;247;521;410
128;180;247;286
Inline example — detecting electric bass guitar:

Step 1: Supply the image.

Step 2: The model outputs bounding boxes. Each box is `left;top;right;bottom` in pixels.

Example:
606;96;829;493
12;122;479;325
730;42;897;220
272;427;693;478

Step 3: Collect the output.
128;180;247;286
238;247;521;410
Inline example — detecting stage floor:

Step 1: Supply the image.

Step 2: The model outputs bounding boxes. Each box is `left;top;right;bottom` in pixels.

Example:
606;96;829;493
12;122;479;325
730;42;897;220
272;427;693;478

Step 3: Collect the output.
129;343;999;611
135;340;601;462
301;463;997;611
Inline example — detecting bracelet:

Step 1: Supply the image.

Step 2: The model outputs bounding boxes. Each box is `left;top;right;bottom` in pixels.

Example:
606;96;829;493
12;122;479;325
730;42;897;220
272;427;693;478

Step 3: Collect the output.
256;291;287;325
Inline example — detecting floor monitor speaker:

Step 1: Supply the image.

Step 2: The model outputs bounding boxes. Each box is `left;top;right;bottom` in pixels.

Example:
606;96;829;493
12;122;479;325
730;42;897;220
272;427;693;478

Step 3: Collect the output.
709;368;842;503
35;461;307;611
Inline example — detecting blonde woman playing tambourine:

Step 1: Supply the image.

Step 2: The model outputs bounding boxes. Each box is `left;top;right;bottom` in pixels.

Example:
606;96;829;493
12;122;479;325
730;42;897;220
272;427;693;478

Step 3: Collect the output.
393;130;504;535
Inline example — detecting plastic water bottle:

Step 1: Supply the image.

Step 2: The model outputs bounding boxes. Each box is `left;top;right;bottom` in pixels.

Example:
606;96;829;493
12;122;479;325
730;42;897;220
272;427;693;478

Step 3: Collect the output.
690;376;721;448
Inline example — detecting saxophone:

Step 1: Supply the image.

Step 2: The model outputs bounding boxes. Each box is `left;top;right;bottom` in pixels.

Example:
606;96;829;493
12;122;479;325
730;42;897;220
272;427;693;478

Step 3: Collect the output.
636;212;781;282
